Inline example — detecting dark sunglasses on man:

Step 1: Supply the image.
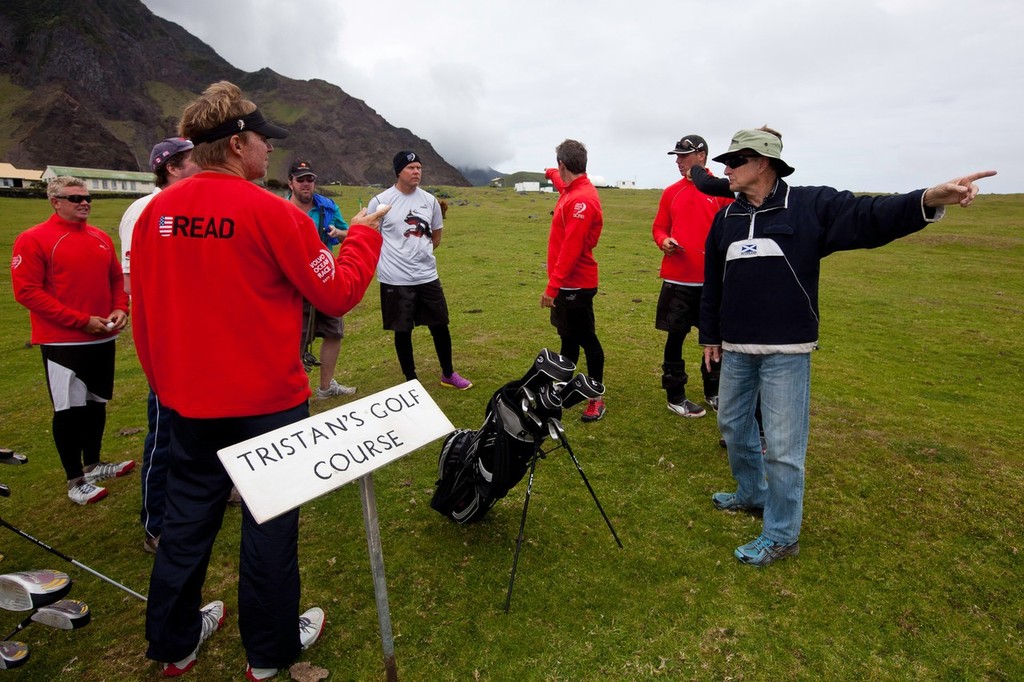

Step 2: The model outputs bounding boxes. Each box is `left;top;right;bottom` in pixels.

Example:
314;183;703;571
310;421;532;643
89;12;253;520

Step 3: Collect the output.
722;155;759;169
54;194;93;204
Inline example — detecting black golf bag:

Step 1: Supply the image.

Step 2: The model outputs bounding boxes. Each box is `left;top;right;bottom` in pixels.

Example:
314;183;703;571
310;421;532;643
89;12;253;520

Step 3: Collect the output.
430;349;604;524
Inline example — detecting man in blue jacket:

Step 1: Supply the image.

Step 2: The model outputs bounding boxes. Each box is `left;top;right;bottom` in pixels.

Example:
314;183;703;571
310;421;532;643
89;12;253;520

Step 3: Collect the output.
287;160;357;399
699;128;995;566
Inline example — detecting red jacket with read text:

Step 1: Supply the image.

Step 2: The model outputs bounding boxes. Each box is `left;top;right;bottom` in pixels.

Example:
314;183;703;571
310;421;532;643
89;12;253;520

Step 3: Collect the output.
131;172;382;418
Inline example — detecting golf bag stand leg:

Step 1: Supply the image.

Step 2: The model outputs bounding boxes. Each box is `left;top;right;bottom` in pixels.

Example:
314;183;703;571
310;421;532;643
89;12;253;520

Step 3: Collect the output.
551;422;623;548
504;455;541;613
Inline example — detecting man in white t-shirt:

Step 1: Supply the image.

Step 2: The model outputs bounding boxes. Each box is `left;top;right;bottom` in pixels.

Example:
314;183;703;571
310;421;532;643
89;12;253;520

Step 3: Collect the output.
117;137;199;554
367;151;472;389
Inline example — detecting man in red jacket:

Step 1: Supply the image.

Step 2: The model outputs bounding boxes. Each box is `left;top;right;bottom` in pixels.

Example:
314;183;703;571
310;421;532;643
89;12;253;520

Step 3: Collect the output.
652;135;733;418
542;139;606;422
130;81;387;680
11;176;135;506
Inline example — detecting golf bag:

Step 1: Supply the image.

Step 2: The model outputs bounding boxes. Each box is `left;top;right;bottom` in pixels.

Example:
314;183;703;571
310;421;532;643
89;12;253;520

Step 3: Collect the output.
430;349;604;524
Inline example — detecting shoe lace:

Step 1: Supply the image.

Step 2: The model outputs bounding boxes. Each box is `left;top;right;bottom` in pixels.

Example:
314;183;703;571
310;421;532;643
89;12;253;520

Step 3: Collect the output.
199;606;221;640
752;535;774;552
298;615;316;636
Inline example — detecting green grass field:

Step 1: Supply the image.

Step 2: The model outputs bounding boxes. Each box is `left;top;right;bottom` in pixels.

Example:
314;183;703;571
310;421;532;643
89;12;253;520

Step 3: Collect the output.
0;186;1021;681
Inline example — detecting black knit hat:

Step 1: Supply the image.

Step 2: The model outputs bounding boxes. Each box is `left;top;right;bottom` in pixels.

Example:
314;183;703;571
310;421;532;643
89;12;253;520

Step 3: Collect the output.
393;150;420;175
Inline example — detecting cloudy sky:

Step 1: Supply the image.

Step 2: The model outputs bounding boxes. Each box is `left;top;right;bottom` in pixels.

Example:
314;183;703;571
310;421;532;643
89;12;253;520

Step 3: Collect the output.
142;0;1019;193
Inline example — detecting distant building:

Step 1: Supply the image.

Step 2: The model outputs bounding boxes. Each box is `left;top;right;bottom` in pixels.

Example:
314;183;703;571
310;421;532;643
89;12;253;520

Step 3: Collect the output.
615;179;637;190
514;181;554;194
490;177;504;188
0;162;44;188
42;165;154;194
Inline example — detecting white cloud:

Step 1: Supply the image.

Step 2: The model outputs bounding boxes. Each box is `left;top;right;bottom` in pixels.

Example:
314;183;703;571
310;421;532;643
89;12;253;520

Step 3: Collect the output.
143;0;1021;193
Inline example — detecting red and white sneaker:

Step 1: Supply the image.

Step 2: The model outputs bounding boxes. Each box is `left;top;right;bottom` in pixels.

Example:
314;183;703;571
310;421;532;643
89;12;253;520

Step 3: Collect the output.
244;606;325;681
581;398;606;422
162;600;225;677
84;459;136;484
67;482;107;505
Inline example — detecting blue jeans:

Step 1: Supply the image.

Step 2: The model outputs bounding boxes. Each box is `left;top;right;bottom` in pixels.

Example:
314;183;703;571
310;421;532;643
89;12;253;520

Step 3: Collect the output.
717;351;811;544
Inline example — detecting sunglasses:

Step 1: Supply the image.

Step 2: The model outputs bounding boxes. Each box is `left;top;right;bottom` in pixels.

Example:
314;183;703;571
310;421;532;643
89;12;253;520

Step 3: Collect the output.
294;176;316;184
55;194;93;204
676;138;700;153
722;155;760;169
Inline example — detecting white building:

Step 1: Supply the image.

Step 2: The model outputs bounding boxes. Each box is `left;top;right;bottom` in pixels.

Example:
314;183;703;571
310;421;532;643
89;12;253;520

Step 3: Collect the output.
42;165;154;194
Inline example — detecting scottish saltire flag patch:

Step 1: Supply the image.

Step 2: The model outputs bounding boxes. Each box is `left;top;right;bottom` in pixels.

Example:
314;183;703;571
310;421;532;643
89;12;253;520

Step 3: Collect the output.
740;243;757;255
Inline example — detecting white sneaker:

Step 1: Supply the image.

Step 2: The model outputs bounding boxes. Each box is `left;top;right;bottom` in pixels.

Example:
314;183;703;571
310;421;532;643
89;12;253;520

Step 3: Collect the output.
667;399;706;419
162;600;225;677
244;607;324;681
84;459;136;484
300;606;325;649
315;380;356;400
67;481;107;505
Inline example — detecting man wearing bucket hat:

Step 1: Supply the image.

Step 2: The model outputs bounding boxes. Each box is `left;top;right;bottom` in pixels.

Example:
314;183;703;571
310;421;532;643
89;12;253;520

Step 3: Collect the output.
652;135;733;420
699;127;995;567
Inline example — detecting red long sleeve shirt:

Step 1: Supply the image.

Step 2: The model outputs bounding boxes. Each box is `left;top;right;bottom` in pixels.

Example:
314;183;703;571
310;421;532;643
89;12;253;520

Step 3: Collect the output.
545;174;602;298
11;214;129;344
651;176;733;283
130;172;381;418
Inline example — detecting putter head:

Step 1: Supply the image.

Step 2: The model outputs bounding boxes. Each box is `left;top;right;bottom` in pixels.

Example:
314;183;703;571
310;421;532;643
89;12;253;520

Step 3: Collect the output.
0;640;29;669
31;598;91;630
519;349;576;391
0;570;72;611
555;374;605;409
0;450;27;466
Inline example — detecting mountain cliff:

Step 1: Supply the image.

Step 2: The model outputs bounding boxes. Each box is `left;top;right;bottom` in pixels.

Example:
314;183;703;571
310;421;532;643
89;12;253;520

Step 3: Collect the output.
0;0;470;186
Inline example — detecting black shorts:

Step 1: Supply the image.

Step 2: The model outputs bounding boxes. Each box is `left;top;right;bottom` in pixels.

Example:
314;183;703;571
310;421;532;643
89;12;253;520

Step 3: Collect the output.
41;340;116;411
550;288;597;337
655;282;702;334
302;300;344;340
380;279;450;332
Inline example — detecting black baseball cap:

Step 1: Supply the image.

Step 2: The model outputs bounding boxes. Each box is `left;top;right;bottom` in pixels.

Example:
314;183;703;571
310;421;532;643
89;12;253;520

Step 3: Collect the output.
288;160;316;179
667;135;707;155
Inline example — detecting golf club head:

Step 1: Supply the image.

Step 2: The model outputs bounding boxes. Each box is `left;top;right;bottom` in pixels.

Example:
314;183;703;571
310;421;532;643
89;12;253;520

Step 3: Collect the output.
0;640;29;669
0;484;9;498
547;418;566;441
535;383;563;411
555;374;605;409
519;349;576;391
31;598;91;631
517;386;537;410
0;450;27;466
0;570;72;612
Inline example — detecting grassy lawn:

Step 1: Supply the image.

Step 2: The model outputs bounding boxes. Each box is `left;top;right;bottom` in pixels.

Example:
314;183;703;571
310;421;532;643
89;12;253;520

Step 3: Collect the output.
0;186;1021;681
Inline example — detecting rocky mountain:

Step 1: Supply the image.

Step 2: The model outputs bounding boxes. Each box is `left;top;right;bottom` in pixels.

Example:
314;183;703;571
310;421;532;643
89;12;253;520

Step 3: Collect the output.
0;0;470;186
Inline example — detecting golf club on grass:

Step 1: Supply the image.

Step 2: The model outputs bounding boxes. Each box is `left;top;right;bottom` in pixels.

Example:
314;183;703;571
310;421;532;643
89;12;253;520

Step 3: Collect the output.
0;570;72;612
0;517;147;602
0;640;29;669
3;598;90;641
0;449;27;466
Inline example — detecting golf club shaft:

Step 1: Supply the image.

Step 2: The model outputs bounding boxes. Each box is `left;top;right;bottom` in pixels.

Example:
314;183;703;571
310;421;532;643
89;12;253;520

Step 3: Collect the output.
1;617;31;642
0;518;147;602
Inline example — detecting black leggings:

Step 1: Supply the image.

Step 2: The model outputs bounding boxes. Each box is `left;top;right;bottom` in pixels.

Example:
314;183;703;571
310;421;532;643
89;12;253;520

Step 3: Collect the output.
53;402;105;480
559;331;604;384
394;324;454;380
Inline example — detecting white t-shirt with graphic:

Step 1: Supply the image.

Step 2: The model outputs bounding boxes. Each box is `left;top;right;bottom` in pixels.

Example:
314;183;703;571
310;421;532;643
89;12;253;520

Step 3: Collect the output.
369;185;444;286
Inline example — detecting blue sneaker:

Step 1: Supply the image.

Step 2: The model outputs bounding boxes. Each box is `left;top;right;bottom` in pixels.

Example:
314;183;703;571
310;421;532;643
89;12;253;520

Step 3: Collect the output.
711;492;763;514
734;534;799;566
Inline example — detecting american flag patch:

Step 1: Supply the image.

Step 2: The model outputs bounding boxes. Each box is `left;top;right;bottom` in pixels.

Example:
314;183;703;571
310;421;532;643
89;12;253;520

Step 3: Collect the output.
158;216;174;237
740;243;757;255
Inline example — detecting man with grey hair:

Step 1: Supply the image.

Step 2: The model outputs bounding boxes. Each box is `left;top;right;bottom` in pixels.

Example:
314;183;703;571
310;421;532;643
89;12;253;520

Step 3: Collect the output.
12;176;135;505
700;128;996;566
